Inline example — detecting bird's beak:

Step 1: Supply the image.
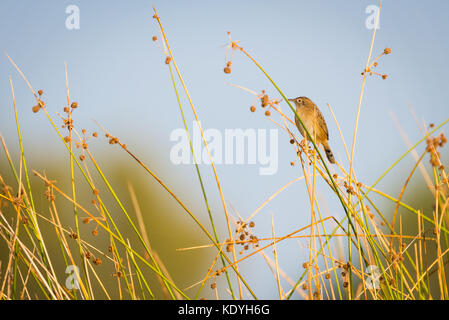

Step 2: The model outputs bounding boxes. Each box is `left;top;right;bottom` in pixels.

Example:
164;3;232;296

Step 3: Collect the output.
287;98;295;102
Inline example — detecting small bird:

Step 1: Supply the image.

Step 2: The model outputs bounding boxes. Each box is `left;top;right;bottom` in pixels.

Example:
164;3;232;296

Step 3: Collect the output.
288;96;336;164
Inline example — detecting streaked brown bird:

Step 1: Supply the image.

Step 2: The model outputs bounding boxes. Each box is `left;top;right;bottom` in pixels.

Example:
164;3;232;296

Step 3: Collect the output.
288;96;336;164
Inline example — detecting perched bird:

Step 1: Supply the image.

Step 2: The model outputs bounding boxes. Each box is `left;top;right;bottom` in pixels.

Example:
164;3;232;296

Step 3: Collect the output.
288;96;336;164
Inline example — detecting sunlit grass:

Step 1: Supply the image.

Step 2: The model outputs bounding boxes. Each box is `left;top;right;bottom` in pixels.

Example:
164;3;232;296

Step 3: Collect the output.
0;4;448;300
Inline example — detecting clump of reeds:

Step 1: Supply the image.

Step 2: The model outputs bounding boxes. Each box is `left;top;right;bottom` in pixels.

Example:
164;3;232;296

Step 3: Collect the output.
0;4;448;300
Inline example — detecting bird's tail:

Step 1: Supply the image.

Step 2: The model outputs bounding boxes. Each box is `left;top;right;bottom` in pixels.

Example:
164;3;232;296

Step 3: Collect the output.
322;141;336;164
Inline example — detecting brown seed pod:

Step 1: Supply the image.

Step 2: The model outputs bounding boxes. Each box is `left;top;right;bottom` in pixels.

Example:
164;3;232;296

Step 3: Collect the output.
71;102;78;109
264;110;271;117
92;229;98;237
261;94;269;107
20;216;28;224
38;89;44;96
32;105;41;113
152;35;157;41
70;232;78;240
224;67;231;74
250;106;256;112
165;56;171;64
384;48;391;54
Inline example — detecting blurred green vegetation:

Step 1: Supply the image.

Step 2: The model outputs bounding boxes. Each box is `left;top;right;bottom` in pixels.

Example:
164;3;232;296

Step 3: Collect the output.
0;148;213;299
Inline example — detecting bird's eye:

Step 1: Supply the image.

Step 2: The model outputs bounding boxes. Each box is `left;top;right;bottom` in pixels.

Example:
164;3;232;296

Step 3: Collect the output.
297;99;302;103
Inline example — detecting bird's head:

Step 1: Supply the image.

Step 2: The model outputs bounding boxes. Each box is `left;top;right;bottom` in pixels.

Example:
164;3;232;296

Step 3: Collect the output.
288;96;313;107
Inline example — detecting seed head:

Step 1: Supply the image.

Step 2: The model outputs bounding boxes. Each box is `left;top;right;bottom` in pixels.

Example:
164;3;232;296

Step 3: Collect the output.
261;94;269;107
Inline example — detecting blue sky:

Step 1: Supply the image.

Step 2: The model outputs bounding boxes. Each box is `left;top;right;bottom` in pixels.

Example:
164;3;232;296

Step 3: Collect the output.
1;1;448;298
